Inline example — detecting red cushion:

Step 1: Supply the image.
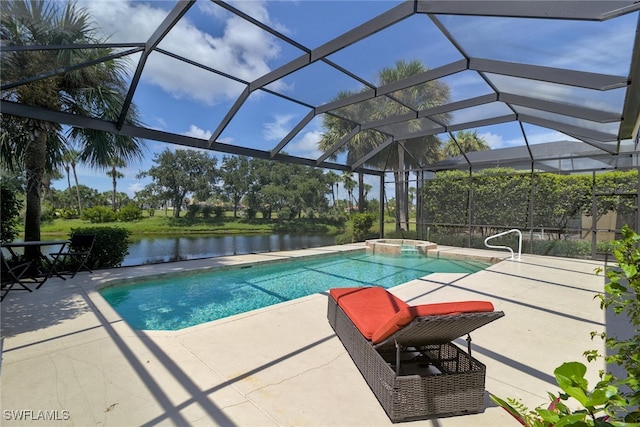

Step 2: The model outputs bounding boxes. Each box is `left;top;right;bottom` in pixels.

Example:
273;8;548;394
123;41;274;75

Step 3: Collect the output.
371;301;495;344
330;287;408;339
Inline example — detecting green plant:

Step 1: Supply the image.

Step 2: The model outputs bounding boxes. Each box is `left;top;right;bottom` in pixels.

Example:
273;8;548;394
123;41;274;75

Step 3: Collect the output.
385;229;418;239
212;206;225;218
70;226;131;269
60;208;79;219
351;213;375;242
1;183;23;243
592;225;640;422
491;362;625;426
40;203;57;224
117;204;143;222
490;225;640;426
82;206;117;223
186;204;200;218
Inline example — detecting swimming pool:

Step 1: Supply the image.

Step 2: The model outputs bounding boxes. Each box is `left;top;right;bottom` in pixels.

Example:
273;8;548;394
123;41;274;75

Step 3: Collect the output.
99;251;491;331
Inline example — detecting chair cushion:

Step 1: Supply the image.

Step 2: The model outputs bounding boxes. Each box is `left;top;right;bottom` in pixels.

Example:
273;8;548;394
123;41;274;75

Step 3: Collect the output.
371;300;495;344
330;287;408;340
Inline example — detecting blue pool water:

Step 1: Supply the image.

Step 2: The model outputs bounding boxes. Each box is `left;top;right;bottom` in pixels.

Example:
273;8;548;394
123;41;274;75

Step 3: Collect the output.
99;252;491;331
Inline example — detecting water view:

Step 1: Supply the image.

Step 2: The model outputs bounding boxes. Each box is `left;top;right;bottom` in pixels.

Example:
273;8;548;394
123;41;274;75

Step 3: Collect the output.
123;233;338;266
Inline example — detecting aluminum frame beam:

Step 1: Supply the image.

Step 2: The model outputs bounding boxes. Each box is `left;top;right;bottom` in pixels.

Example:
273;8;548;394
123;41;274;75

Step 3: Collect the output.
117;0;195;128
415;1;639;21
0;100;381;175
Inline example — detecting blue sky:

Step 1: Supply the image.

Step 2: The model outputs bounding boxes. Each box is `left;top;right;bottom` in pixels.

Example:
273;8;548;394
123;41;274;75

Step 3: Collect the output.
54;0;635;200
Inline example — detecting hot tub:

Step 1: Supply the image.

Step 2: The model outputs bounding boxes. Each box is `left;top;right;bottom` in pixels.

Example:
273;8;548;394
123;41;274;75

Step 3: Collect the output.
365;239;437;256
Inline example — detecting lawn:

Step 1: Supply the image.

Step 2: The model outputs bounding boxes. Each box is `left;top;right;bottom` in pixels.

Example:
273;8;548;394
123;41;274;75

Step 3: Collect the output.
39;214;344;237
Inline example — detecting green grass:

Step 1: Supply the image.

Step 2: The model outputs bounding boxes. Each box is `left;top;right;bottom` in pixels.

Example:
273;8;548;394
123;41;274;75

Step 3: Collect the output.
39;215;344;237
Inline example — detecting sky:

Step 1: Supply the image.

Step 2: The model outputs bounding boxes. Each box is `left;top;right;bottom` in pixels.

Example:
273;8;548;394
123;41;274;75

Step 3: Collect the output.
51;0;636;201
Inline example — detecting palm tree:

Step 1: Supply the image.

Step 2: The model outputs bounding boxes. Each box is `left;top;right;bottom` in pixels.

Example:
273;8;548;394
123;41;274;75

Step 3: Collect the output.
319;60;450;231
62;148;82;212
1;0;144;261
64;159;72;207
342;171;357;213
106;159;125;211
443;130;490;157
70;151;82;215
324;171;340;209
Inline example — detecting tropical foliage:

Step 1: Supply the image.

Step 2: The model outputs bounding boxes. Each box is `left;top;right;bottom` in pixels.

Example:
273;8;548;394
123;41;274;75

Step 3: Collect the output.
1;181;23;243
318;59;450;231
1;0;145;262
443;130;490;157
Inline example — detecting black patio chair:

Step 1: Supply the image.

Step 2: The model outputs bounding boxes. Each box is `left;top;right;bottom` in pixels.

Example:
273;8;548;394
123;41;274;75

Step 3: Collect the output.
49;233;96;279
1;253;34;301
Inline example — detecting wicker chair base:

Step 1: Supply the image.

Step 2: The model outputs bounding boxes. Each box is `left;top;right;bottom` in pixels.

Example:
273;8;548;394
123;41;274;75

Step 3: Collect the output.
328;296;487;423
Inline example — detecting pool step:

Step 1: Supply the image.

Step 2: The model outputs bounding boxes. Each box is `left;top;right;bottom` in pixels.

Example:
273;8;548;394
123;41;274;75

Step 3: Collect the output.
400;247;419;256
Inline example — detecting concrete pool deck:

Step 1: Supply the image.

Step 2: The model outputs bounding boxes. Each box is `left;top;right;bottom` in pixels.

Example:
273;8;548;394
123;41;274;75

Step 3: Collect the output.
0;244;613;426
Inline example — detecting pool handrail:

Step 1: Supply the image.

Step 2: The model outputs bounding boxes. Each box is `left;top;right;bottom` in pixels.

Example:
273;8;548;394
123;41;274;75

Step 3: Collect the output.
484;229;522;261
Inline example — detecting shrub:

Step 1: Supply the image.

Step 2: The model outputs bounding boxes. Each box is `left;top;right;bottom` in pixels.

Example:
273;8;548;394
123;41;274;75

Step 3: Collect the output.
117;204;143;222
351;213;375;242
201;205;214;219
186;204;200;218
385;229;418;240
319;211;348;226
0;183;22;243
70;226;131;269
530;239;591;258
60;208;79;219
82;206;117;223
213;206;225;218
277;206;293;220
40;203;57;224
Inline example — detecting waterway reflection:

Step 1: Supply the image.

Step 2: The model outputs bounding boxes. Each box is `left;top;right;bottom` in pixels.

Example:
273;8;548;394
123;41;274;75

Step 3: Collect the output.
123;234;338;266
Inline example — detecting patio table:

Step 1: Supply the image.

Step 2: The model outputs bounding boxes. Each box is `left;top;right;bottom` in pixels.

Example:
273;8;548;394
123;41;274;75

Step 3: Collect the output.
1;240;70;287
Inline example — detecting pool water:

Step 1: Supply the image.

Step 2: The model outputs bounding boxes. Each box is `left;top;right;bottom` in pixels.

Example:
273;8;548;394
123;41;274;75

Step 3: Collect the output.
99;252;490;331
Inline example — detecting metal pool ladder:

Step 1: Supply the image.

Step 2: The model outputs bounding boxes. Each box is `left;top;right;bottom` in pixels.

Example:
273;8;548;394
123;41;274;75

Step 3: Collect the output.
484;229;522;261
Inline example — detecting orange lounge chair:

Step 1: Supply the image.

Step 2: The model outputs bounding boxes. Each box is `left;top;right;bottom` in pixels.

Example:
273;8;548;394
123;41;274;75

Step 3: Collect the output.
327;286;504;423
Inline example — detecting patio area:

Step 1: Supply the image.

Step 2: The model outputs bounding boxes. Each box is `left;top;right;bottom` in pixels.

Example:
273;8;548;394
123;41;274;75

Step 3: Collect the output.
0;244;610;426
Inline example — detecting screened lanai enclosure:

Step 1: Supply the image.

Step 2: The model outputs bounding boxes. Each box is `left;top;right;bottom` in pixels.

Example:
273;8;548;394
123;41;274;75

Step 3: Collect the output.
2;0;640;259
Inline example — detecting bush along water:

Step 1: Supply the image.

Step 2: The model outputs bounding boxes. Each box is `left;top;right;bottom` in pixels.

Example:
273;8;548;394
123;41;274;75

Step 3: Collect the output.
70;226;131;269
490;225;640;426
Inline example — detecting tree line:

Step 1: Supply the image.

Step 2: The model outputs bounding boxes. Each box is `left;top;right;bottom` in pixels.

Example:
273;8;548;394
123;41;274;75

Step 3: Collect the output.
2;148;380;224
134;149;372;220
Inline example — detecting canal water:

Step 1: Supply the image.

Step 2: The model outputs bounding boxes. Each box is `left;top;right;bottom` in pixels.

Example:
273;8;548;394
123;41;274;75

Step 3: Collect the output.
123;234;339;266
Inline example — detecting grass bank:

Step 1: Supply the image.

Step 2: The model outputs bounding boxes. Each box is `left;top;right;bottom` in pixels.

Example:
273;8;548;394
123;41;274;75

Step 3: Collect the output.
39;215;345;237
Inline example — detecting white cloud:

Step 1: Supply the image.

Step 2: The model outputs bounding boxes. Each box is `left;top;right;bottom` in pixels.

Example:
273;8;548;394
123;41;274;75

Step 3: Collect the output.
478;131;504;149
127;180;146;195
286;130;323;158
83;0;284;106
184;124;213;140
262;114;324;158
263;114;295;140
